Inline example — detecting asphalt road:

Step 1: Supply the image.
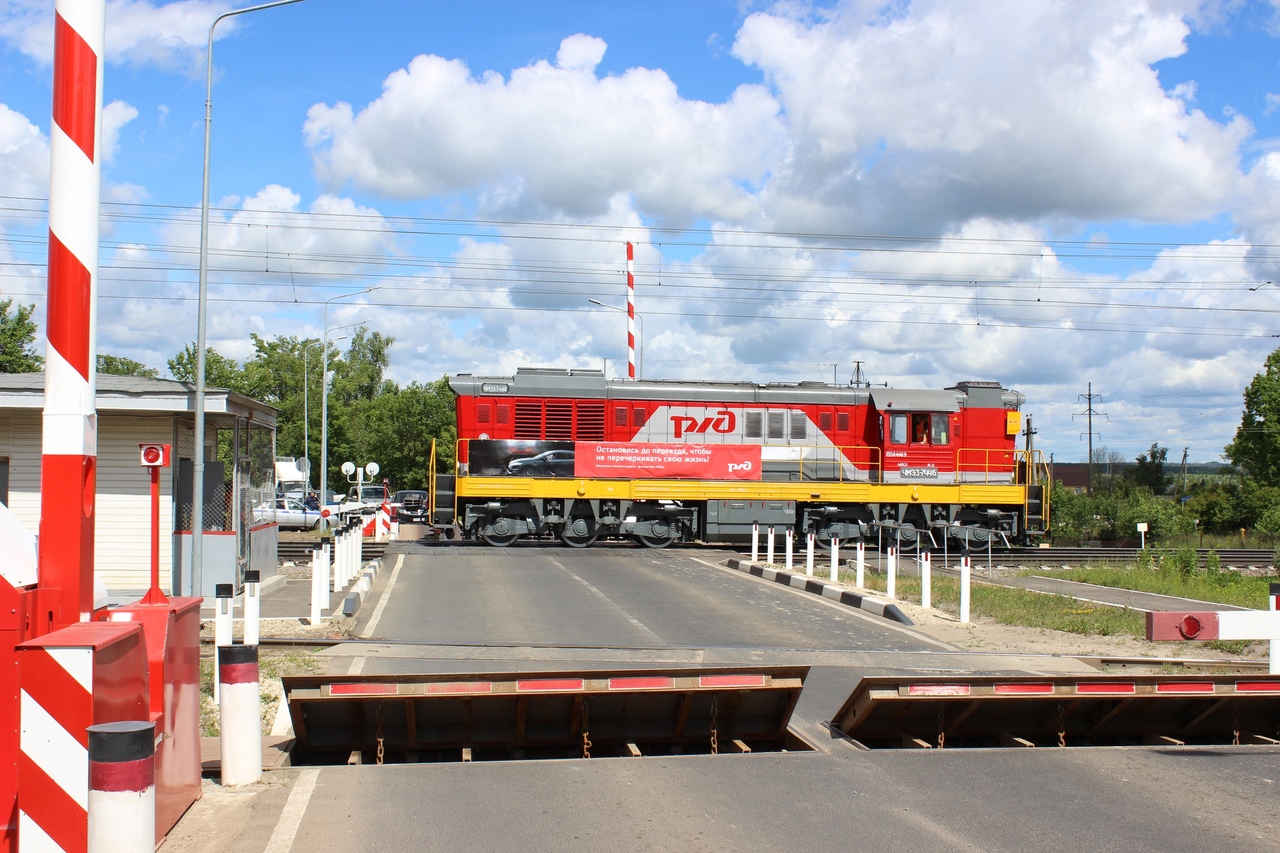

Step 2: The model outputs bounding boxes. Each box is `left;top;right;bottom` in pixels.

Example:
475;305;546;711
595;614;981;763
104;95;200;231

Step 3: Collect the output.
164;542;1280;853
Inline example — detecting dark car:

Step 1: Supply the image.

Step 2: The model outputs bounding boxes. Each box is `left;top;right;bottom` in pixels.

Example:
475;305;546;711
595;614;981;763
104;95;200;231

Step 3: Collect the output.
392;489;430;524
506;449;576;477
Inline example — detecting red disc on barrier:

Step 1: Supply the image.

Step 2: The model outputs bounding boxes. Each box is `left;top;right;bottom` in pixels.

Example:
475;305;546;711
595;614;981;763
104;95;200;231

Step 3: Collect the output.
1178;614;1203;639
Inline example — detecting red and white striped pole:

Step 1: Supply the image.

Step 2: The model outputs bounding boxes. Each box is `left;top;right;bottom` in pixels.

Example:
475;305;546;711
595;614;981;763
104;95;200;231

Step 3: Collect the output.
218;644;262;786
625;241;635;380
41;0;106;629
87;720;155;853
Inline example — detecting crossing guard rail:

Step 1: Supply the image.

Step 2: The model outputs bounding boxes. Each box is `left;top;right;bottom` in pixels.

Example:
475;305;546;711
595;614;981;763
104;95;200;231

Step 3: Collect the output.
829;674;1280;749
283;666;810;764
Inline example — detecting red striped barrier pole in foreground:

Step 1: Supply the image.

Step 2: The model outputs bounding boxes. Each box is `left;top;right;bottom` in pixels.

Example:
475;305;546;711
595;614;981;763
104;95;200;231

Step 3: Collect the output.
41;0;106;629
87;720;155;853
218;644;261;786
626;241;636;379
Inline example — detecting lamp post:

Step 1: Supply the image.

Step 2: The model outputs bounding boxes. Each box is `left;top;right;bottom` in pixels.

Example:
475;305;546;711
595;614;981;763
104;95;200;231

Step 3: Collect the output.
302;338;339;491
588;298;644;378
193;0;306;599
320;290;377;502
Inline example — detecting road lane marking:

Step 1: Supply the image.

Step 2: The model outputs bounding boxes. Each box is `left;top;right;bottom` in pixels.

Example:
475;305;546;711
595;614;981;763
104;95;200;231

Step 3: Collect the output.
549;557;664;643
361;553;405;639
262;767;319;853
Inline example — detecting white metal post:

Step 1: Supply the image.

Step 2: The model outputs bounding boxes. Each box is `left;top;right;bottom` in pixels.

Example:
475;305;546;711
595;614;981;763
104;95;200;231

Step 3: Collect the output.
886;546;897;600
920;550;932;610
806;532;815;577
830;538;839;582
243;570;260;647
214;583;233;704
310;548;325;623
751;522;759;563
1270;582;1278;675
960;550;972;624
766;526;775;565
784;529;793;571
855;540;865;588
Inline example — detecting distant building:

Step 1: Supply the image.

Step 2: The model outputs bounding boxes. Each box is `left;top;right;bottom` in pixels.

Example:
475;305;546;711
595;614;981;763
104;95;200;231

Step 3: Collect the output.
0;373;278;596
1053;462;1091;494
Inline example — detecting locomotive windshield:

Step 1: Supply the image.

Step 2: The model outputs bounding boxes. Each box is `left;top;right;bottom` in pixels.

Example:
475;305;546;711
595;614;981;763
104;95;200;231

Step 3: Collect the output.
888;413;950;445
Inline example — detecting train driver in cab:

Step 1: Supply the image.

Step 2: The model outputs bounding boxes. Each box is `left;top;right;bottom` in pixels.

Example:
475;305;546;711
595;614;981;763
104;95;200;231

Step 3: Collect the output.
912;414;930;444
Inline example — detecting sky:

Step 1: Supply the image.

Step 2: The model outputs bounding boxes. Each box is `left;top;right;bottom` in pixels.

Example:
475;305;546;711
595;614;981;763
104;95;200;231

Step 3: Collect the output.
2;0;1280;464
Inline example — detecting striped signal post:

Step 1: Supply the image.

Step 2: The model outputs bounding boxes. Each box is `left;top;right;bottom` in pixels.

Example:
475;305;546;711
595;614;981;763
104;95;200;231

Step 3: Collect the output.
41;0;105;630
87;721;155;853
625;241;636;379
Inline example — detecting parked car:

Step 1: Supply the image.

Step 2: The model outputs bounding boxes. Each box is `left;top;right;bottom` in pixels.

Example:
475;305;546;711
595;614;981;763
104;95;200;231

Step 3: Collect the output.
506;450;576;477
256;496;326;531
392;490;430;524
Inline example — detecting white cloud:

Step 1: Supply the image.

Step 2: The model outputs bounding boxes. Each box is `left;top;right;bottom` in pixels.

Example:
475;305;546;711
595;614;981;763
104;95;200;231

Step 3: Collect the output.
0;0;238;75
102;99;138;163
0;102;48;202
304;34;787;224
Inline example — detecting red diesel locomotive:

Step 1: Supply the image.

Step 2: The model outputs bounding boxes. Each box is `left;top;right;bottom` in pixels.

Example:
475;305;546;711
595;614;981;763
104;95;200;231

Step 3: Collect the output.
447;368;1048;548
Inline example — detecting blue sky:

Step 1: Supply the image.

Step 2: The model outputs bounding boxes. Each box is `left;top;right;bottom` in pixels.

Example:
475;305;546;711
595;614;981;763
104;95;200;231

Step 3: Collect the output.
3;0;1280;463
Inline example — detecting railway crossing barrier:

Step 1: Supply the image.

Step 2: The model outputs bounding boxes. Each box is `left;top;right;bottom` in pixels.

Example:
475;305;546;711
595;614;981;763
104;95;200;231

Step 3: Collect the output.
1146;583;1280;674
283;667;810;764
830;673;1280;749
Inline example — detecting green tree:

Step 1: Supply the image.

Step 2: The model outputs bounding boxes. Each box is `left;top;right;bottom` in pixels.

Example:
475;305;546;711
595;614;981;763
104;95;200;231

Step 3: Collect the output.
1225;346;1280;487
1132;443;1169;494
0;299;43;372
362;378;457;489
167;344;249;393
97;354;159;378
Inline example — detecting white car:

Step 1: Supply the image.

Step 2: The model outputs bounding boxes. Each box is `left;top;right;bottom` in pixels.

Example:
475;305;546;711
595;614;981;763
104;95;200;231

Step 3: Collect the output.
256;497;326;531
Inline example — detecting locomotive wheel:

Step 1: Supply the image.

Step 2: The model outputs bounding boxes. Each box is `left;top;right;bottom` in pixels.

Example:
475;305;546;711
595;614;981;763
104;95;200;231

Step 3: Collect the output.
481;517;519;547
634;518;674;548
559;517;598;548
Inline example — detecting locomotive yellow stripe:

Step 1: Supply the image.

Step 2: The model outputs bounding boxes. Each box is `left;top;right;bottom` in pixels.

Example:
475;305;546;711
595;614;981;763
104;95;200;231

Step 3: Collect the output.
454;476;1027;504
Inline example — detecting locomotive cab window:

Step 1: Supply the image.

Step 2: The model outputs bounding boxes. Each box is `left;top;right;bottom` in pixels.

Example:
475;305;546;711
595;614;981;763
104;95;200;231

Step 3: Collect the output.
889;413;908;444
930;414;950;445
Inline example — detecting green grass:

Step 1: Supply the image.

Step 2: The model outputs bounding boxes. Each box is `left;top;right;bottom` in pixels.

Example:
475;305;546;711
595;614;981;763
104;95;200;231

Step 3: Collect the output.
1029;561;1273;609
852;570;1149;638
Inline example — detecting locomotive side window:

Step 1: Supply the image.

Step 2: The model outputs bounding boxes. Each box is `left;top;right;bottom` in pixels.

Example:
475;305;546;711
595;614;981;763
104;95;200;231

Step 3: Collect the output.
911;414;930;444
767;411;785;439
745;411;763;438
889;413;907;444
930;414;950;445
789;411;807;440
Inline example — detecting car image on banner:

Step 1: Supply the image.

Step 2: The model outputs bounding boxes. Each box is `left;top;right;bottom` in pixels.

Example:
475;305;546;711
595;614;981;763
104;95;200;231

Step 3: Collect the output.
466;439;761;481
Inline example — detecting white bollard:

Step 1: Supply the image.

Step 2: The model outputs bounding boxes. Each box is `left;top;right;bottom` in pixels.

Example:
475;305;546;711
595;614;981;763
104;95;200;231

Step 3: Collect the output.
243;570;260;647
887;546;897;600
785;530;794;571
218;643;262;786
214;583;233;704
311;549;327;623
1266;581;1280;674
751;522;759;563
331;533;342;593
87;720;156;853
960;550;972;624
354;520;365;581
766;526;775;565
855;540;865;588
806;532;815;577
830;537;839;582
920;549;932;610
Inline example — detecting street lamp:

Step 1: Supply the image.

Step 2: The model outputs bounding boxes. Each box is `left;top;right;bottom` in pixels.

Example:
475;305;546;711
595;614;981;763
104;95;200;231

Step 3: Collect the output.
193;0;306;598
587;298;644;378
320;290;377;501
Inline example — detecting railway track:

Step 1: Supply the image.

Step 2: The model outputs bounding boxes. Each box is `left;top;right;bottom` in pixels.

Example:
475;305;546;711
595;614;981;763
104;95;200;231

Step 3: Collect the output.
278;539;387;563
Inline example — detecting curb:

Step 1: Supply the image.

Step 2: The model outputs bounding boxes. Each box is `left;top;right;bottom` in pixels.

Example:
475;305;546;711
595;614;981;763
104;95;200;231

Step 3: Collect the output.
341;558;382;617
724;558;914;626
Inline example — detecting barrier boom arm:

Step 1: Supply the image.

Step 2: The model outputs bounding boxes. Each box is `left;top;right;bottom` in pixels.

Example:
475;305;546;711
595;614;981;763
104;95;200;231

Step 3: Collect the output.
1146;584;1280;675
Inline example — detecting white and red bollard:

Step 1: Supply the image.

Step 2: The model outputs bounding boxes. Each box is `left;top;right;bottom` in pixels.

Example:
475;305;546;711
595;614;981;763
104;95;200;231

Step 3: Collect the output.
218;643;262;786
213;582;233;703
88;720;155;853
